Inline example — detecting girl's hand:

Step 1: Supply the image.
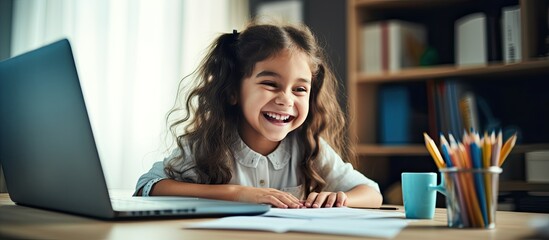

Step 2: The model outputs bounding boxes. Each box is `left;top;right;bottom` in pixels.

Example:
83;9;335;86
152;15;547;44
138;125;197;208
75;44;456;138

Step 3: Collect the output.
304;191;347;208
236;186;304;209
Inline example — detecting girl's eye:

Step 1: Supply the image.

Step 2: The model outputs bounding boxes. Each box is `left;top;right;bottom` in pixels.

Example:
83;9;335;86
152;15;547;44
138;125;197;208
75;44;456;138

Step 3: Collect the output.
260;81;277;88
294;87;308;93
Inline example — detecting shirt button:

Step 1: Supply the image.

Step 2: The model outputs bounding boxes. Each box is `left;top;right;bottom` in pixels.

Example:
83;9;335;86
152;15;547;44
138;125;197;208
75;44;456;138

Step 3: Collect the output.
259;180;265;186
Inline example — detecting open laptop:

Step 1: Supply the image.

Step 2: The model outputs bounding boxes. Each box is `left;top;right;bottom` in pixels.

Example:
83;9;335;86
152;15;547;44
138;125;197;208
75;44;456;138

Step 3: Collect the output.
0;39;270;219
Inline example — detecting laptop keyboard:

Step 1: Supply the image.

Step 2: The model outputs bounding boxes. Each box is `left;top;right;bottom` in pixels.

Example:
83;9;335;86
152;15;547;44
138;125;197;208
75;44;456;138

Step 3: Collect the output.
110;197;201;216
111;197;155;209
111;197;179;210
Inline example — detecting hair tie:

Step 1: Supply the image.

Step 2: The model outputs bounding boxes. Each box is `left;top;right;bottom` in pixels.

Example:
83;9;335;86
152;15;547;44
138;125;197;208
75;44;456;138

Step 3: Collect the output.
232;29;239;40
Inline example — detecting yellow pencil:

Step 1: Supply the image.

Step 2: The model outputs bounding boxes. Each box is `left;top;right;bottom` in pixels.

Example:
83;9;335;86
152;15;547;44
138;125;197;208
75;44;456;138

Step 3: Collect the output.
492;131;502;167
483;132;491;168
423;133;445;169
499;134;517;167
484;131;495;224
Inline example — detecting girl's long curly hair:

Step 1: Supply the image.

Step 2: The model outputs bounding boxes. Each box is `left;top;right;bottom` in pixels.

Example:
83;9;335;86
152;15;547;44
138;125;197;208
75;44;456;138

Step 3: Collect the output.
165;22;356;196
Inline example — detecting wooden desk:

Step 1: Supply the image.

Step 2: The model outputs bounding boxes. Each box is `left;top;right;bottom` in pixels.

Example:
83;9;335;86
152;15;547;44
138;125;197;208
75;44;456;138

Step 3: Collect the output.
1;193;547;240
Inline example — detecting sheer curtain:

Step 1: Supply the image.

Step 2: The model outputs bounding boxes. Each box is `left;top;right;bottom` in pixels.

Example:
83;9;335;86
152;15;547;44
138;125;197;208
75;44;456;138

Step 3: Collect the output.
10;0;249;190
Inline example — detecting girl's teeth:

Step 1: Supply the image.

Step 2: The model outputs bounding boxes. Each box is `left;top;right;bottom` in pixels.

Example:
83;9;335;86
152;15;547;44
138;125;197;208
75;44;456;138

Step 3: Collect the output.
266;112;289;121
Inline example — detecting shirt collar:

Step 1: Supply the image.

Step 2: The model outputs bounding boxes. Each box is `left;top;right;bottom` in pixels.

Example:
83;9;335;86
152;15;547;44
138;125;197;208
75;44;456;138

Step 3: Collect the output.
234;133;292;170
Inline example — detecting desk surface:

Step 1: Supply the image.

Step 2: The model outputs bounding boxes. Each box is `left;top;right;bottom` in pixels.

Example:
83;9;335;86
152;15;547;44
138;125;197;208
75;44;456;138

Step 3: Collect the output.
1;192;547;240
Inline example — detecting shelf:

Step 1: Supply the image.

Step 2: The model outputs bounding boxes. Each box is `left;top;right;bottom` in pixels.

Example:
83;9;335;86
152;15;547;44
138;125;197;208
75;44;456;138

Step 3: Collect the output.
356;143;549;157
356;144;428;156
354;0;473;9
500;181;549;192
356;59;549;83
515;144;549;153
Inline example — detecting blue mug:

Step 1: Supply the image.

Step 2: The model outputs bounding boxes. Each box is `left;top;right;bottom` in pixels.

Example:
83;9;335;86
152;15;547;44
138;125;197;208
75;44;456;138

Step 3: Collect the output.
401;172;437;219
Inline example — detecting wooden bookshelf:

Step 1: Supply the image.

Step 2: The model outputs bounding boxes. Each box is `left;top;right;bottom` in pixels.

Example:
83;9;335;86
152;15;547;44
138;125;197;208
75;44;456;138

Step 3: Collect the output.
347;0;549;205
347;0;549;156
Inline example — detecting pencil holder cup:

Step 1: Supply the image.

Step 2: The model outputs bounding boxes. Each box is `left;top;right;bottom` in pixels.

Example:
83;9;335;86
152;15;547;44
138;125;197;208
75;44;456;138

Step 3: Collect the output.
435;167;503;229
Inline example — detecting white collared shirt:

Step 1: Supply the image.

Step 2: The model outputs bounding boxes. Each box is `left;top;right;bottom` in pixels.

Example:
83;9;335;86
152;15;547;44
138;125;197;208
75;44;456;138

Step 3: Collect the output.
135;133;379;198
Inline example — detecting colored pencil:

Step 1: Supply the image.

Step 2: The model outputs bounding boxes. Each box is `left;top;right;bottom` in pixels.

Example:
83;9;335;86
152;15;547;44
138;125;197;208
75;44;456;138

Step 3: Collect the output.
499;134;517;167
423;133;445;169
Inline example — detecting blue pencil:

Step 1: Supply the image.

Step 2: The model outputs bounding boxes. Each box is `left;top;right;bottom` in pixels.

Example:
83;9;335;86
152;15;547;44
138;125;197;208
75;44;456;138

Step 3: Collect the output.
470;133;488;226
440;134;453;167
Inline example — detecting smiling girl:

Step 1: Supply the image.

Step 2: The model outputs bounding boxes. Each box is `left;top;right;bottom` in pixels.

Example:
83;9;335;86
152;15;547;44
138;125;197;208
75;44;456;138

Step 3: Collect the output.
134;22;382;209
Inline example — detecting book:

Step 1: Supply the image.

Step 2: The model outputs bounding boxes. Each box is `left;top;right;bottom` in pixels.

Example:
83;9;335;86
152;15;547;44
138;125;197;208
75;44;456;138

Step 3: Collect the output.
361;20;426;74
459;92;479;133
446;79;464;139
378;84;411;144
525;151;549;183
485;5;502;62
433;79;481;140
502;5;522;63
455;13;488;66
426;80;439;142
361;22;383;74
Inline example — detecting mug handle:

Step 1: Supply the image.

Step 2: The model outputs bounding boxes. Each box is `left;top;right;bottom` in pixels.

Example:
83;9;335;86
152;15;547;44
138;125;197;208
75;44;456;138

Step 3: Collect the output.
428;175;447;196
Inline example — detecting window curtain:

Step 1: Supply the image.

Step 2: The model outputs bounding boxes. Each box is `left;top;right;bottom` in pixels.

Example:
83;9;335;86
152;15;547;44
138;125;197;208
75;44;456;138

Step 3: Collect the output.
9;0;249;190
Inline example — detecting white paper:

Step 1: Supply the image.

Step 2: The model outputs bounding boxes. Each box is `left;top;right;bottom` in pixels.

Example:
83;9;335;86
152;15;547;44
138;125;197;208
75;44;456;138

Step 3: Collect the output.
188;216;306;233
262;207;405;219
187;208;408;238
290;218;408;238
187;216;407;238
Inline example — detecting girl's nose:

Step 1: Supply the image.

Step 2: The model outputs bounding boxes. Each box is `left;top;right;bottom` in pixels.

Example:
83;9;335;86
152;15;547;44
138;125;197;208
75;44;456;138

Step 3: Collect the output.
275;92;293;107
